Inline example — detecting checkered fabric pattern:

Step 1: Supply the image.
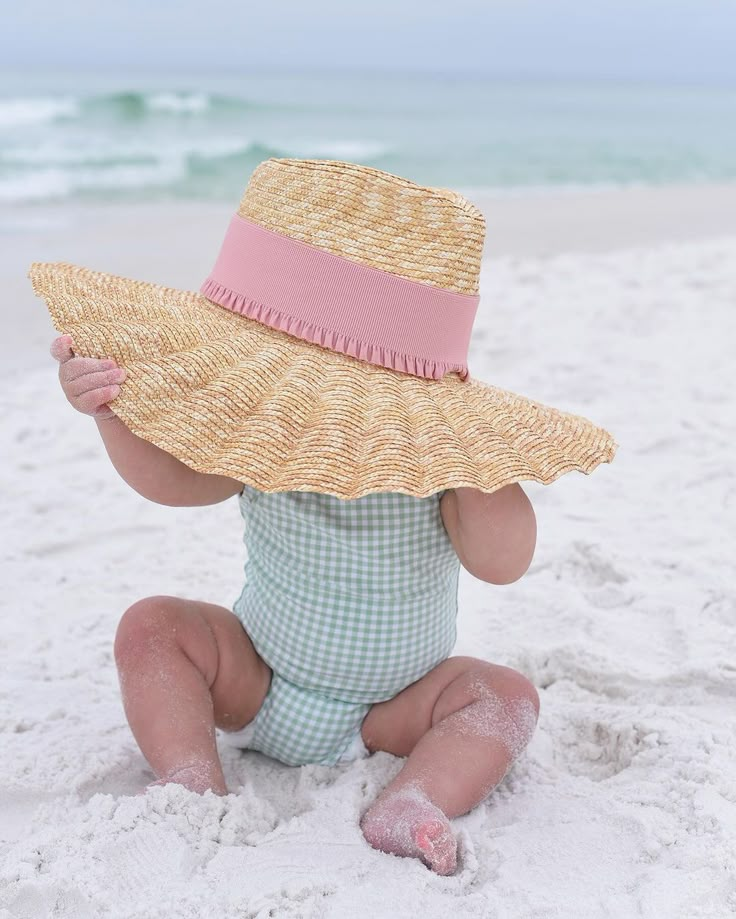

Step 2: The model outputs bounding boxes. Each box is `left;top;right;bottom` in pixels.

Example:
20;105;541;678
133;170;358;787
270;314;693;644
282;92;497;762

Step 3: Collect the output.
222;674;374;766
231;485;460;766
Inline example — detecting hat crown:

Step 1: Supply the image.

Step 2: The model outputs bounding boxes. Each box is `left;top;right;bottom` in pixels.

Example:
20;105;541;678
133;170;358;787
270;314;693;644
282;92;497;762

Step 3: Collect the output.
237;158;485;296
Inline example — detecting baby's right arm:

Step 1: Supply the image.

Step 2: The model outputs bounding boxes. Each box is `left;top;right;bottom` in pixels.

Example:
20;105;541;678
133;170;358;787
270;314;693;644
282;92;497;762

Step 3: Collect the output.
51;335;242;506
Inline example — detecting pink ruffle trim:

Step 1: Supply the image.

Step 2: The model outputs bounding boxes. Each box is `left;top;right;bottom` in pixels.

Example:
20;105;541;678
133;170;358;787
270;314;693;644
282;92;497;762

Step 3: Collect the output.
201;276;469;381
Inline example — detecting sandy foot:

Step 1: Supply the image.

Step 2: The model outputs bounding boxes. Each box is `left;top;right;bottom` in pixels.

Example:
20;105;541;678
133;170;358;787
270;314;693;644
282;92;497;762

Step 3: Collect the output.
139;763;228;797
359;787;457;876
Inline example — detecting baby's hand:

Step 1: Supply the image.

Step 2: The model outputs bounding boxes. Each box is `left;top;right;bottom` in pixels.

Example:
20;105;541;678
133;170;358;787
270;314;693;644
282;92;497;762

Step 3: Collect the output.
51;334;126;421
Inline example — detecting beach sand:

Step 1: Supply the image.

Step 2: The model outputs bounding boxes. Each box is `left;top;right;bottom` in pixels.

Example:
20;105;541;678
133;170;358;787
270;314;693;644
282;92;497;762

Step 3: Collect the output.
1;186;735;918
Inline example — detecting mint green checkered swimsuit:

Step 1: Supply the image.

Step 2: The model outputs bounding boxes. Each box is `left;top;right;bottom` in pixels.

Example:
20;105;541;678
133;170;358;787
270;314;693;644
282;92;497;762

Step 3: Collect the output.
229;485;460;766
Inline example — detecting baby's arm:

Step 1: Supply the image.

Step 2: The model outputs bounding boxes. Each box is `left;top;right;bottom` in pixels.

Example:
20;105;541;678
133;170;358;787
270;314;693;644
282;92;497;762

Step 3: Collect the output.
440;485;536;585
51;335;242;507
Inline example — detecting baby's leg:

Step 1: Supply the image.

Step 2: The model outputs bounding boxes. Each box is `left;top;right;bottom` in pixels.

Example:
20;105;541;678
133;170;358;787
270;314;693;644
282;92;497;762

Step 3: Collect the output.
359;656;539;875
114;596;271;795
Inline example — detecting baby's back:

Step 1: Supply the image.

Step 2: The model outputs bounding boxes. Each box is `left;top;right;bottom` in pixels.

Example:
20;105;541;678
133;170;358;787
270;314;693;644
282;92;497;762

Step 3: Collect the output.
234;486;460;704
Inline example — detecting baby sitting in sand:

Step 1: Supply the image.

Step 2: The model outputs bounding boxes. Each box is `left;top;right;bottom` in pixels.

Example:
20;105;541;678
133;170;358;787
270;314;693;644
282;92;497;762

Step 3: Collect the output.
51;330;539;876
36;158;614;877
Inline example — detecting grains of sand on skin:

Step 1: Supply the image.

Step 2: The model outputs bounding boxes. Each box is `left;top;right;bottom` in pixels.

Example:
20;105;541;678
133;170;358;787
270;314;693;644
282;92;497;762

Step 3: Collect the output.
438;680;539;760
361;786;458;875
142;762;226;795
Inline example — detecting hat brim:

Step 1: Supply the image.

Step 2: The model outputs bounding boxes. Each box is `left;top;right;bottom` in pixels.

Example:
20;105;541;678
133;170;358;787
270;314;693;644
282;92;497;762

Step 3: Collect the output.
30;262;616;499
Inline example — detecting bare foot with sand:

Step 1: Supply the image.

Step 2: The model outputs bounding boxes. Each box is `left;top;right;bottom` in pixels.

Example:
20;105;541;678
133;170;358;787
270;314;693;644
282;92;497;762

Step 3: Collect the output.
360;787;457;876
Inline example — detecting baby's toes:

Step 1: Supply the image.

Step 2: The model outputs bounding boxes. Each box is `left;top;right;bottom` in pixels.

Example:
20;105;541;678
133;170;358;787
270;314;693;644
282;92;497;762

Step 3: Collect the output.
414;817;457;875
360;787;458;876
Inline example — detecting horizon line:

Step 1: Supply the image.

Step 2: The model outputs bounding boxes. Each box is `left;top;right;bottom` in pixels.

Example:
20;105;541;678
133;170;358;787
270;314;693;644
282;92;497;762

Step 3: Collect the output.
2;66;735;91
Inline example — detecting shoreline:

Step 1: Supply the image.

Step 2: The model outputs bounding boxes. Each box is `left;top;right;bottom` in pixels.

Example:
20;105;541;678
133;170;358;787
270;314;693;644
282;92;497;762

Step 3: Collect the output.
6;180;736;255
5;181;736;378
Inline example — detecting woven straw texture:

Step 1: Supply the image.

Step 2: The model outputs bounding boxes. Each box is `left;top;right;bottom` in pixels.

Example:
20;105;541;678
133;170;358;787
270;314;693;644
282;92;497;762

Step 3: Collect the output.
30;262;617;500
238;158;485;295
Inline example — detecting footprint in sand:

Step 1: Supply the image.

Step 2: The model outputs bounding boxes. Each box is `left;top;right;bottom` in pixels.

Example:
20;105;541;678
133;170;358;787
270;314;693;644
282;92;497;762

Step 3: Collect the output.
553;709;664;781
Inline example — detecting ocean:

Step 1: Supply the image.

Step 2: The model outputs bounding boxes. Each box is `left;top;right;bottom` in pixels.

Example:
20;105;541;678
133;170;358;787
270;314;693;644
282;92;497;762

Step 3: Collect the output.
1;69;735;205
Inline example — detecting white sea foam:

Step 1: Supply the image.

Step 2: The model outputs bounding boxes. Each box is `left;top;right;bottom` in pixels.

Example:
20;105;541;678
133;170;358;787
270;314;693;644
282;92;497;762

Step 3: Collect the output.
0;160;187;202
2;76;733;205
0;96;79;127
146;91;211;115
0;133;388;203
2;135;254;167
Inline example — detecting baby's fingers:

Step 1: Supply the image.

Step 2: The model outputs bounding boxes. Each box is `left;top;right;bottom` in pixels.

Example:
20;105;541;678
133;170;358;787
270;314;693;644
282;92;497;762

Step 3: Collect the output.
59;355;119;383
66;367;126;398
50;334;75;363
52;335;121;379
75;384;122;416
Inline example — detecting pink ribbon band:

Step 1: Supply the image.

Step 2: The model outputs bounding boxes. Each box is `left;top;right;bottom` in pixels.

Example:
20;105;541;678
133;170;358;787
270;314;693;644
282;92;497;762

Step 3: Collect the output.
200;214;479;380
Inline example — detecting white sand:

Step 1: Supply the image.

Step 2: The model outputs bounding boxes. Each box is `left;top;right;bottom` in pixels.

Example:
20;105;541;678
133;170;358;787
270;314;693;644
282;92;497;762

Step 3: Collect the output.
1;189;735;918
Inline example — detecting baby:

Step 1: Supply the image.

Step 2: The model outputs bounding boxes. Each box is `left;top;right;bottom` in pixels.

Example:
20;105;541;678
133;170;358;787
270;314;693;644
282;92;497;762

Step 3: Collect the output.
51;331;540;877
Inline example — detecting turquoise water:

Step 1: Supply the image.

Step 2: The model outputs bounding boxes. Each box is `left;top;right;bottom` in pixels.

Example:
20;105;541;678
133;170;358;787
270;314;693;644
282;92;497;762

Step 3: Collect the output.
1;70;735;204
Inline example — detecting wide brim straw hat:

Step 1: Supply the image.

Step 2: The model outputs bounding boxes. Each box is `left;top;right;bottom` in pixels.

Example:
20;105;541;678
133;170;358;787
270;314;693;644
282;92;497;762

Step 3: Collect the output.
29;157;616;500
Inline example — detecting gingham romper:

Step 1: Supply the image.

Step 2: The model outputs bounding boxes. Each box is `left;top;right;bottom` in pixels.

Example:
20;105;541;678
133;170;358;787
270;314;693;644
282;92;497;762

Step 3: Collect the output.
221;484;461;766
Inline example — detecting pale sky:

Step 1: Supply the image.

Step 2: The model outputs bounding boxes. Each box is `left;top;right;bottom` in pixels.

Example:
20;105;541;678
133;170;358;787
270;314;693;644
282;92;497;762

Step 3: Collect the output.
4;0;735;83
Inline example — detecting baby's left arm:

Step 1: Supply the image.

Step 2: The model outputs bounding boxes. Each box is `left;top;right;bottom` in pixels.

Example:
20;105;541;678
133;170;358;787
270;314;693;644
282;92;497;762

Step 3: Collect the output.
440;484;536;585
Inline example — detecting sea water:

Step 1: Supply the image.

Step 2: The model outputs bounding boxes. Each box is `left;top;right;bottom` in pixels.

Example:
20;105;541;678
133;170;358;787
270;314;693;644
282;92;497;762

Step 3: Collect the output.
1;68;735;204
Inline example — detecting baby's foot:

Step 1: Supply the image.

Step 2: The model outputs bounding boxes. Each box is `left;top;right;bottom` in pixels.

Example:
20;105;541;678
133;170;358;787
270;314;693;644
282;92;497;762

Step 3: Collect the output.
360;786;457;875
138;762;228;796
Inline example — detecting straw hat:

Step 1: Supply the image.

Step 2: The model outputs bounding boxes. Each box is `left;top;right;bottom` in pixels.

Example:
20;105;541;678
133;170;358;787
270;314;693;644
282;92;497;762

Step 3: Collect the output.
29;157;616;499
